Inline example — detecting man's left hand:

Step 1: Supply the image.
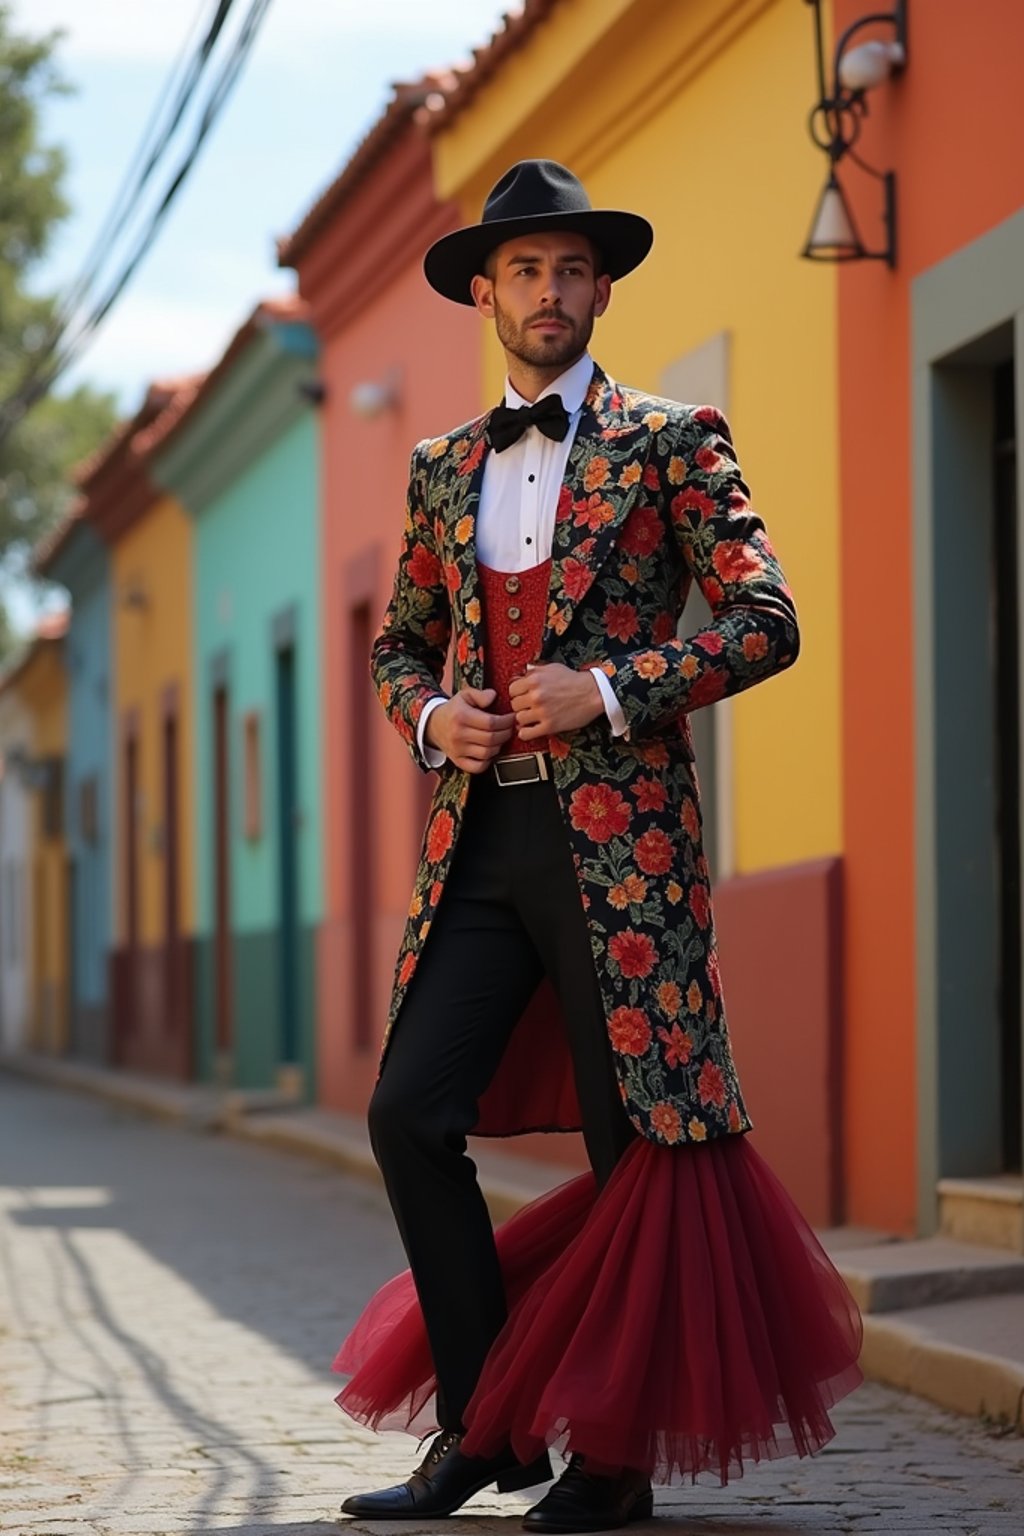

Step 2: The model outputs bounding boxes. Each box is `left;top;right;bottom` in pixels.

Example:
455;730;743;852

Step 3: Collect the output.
508;662;605;739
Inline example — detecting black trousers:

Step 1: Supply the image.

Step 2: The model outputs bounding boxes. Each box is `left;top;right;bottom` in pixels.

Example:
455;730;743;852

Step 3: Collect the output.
368;767;636;1433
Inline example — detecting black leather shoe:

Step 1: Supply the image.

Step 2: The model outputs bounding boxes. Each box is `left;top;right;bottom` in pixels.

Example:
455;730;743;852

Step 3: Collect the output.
340;1429;553;1519
521;1454;653;1532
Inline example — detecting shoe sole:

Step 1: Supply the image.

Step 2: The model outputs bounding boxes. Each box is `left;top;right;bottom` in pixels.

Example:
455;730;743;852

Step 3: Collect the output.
521;1490;655;1532
340;1455;553;1519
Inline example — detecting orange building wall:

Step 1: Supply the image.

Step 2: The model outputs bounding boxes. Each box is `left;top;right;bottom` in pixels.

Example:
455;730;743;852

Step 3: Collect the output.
836;0;1024;1229
293;135;481;1118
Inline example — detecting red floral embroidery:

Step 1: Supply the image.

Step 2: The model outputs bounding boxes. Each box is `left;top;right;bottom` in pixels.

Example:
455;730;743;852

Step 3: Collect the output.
698;1059;727;1108
561;557;592;601
631;776;668;813
569;783;632;842
657;1023;693;1069
619;504;662;556
426;809;454;863
604;600;639;642
407;544;441;588
712;540;765;585
609;1006;652;1056
688;883;710;929
634;827;674;876
608;929;657;979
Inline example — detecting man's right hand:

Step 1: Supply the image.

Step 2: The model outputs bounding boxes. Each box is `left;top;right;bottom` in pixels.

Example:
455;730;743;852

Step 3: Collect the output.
425;686;515;773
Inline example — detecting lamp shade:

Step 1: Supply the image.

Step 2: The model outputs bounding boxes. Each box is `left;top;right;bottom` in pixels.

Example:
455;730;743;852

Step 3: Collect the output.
802;171;864;261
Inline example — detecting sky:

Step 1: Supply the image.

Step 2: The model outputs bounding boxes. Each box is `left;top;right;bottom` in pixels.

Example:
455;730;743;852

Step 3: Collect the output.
14;0;513;408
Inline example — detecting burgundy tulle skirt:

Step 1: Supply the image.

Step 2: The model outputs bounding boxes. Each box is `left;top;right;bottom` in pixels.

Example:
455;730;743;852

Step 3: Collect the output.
333;1135;863;1485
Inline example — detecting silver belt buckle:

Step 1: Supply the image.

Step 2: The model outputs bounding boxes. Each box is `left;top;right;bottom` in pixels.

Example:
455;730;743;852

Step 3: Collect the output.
493;750;550;787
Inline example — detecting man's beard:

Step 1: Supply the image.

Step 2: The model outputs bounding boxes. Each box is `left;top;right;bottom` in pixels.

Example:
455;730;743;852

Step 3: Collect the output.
493;298;595;370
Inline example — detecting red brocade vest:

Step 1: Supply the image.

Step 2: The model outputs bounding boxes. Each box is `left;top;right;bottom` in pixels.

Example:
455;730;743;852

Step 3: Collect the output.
478;557;552;757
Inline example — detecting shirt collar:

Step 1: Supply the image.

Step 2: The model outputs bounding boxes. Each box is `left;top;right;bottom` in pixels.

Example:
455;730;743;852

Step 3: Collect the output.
504;350;594;417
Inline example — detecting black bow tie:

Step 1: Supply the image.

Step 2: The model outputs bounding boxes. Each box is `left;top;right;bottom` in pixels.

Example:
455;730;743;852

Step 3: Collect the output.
487;393;570;453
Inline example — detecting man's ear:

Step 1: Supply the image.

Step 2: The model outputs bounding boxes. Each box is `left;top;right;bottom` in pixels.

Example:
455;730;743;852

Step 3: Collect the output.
470;273;496;318
593;273;612;319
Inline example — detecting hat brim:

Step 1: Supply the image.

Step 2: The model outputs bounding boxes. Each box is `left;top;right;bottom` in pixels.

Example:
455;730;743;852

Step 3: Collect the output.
423;209;654;305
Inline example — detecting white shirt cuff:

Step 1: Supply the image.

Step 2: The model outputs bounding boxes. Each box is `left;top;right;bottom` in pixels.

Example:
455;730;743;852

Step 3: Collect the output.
590;667;628;737
416;695;448;767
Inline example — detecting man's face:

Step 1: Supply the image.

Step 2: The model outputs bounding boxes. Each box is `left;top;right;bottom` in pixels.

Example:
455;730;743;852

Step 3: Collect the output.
470;231;611;371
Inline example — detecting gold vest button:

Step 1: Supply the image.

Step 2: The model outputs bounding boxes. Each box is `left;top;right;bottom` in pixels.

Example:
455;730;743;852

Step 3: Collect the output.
507;632;522;647
504;575;521;594
507;605;522;620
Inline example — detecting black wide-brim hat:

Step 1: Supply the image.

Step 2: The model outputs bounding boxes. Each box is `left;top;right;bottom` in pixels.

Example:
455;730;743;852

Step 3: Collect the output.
424;159;653;305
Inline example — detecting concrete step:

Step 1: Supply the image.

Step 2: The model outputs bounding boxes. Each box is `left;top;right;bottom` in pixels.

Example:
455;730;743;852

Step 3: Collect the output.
938;1175;1023;1254
832;1235;1024;1314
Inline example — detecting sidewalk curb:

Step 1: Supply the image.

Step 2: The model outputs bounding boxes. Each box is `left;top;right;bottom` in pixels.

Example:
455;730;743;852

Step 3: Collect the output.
860;1313;1024;1431
4;1051;1023;1432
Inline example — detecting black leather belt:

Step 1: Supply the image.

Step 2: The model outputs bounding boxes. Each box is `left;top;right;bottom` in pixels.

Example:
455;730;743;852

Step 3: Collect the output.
492;751;551;786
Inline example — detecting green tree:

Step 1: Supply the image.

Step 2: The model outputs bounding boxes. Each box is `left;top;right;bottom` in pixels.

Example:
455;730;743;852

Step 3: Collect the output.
0;3;117;664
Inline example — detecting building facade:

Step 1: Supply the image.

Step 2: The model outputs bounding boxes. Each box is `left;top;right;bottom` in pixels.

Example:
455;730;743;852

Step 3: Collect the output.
150;301;324;1096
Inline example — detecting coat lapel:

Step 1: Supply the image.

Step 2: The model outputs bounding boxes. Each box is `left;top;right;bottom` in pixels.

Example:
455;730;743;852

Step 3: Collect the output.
539;365;648;657
437;413;490;691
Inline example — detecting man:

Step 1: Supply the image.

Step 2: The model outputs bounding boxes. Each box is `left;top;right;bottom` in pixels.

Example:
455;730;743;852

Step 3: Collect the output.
337;161;860;1531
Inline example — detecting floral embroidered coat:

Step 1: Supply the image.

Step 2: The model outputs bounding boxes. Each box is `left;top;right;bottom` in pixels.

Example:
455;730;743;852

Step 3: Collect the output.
370;363;799;1146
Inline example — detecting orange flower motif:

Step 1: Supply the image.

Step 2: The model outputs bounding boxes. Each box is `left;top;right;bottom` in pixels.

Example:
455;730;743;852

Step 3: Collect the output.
656;980;682;1018
667;455;687;485
634;650;668;680
620;562;639;585
465;597;481;625
409;892;423;918
608;884;629;911
742;631;769;662
680;654;699;679
583;456;611;493
548;733;571;760
666;880;683;904
428;437;449;459
398;951;417;987
687;1116;707;1141
728;1100;743;1132
643;410;668;432
426;809;455;863
419;919;432;941
623;873;647;903
380;681;393;709
651;1102;683;1142
687;980;702;1014
455;515;474;545
618;460;642;487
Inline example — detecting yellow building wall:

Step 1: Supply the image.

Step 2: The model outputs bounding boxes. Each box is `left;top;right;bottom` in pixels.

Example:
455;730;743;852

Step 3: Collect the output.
19;645;69;1053
434;0;839;872
111;495;194;945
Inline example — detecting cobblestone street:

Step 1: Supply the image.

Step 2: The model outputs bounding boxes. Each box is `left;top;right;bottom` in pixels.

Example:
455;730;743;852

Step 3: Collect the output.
0;1074;1021;1536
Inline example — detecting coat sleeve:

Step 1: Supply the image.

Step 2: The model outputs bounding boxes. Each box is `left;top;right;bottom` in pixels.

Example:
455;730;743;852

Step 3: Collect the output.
599;406;799;741
369;444;452;771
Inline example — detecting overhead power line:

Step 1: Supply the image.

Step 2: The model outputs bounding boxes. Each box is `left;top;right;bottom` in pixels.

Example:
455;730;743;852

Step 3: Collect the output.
0;0;275;449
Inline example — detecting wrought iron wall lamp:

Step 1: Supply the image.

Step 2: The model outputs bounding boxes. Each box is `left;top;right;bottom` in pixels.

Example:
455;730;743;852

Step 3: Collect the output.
802;0;908;268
